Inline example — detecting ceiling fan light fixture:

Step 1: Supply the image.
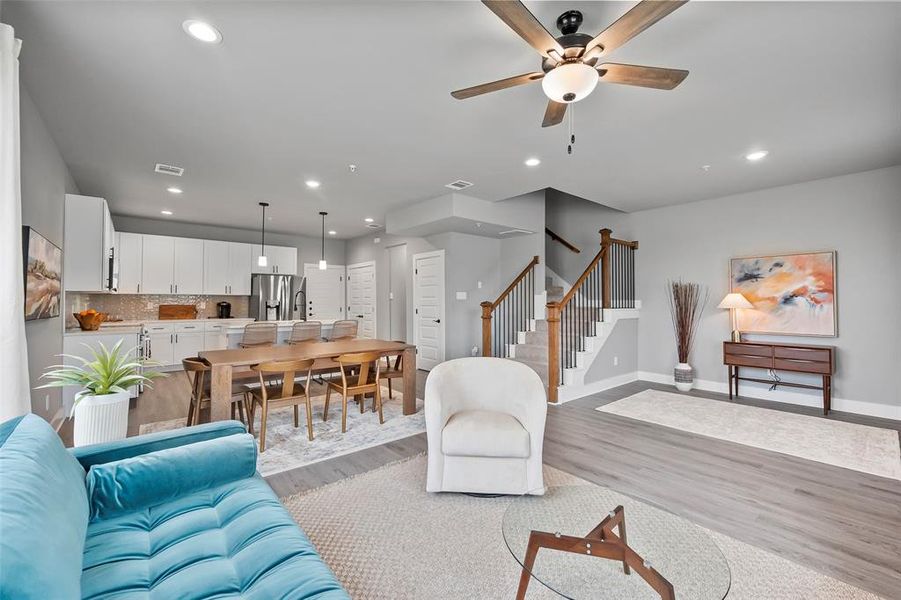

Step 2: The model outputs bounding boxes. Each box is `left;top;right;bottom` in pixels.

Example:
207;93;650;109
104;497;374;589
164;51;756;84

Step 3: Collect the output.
541;62;598;104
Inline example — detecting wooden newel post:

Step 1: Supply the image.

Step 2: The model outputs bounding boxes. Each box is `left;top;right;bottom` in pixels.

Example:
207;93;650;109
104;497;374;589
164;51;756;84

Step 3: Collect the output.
600;228;612;309
480;301;493;357
546;301;561;403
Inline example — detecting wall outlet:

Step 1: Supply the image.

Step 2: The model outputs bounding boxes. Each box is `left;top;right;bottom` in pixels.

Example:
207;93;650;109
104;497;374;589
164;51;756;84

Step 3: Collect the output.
613;356;619;367
456;291;468;300
477;281;483;289
471;345;479;356
44;394;50;412
373;237;381;244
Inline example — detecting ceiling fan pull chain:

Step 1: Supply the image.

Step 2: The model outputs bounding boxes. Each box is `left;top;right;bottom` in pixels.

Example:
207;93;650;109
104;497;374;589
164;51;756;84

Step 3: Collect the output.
567;104;575;155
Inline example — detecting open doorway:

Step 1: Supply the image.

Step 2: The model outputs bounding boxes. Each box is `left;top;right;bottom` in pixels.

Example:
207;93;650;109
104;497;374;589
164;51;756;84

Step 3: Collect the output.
386;243;407;341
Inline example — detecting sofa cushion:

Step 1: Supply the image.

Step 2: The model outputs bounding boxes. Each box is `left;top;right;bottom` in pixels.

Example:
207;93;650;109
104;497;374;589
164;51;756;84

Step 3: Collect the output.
441;409;530;459
86;433;257;521
81;474;348;599
0;414;89;600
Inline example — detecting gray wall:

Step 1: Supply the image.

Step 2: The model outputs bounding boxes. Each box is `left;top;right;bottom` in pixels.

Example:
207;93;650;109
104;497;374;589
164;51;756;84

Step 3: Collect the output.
112;215;345;269
20;89;80;421
497;190;546;292
584;318;639;384
633;165;901;412
545;189;632;285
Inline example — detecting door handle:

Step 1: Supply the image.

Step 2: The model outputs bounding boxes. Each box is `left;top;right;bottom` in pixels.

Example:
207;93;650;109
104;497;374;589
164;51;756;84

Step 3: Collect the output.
357;314;364;318
433;319;441;323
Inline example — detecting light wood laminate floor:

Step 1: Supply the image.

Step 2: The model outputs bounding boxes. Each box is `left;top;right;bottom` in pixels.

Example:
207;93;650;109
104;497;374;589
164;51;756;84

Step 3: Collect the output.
266;378;901;599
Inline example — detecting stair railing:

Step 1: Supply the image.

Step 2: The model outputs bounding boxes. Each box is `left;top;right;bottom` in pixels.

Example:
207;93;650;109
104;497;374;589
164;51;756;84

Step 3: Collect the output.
546;229;638;402
480;256;539;358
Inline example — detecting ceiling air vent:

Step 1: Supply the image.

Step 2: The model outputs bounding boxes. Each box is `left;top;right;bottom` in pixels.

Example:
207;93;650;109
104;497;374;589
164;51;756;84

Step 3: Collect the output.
445;180;473;191
154;163;184;176
499;229;534;235
366;222;382;229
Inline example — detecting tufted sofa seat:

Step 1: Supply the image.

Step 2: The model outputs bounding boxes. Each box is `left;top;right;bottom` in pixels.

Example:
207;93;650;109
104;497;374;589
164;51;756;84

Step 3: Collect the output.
0;414;349;600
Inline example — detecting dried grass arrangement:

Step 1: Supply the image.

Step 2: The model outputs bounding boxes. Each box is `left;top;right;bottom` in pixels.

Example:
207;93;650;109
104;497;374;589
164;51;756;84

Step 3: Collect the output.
666;280;709;363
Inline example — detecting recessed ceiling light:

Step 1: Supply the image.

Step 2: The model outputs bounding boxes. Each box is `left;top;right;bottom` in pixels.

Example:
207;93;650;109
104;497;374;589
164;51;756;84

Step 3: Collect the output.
161;210;173;216
524;157;541;167
745;150;769;162
167;187;183;194
182;20;222;44
364;217;374;223
328;230;337;235
305;180;321;189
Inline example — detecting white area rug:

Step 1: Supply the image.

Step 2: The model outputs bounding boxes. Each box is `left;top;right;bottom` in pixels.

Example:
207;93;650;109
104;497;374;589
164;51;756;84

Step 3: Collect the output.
596;390;901;480
283;455;881;599
139;387;424;477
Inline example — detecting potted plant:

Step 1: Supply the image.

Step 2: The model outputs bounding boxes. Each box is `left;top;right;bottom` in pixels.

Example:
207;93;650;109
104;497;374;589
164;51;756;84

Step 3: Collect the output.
666;280;708;392
39;340;162;446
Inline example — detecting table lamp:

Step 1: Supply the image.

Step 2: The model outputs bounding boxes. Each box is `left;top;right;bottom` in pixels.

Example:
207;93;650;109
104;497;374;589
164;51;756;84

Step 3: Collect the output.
717;293;753;342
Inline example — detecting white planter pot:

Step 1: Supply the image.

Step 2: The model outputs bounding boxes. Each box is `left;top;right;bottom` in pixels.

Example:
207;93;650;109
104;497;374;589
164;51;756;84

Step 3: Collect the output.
73;392;130;447
674;362;694;392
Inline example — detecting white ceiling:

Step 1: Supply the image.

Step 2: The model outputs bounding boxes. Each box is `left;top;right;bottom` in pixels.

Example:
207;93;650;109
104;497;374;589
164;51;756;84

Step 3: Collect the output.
6;1;900;238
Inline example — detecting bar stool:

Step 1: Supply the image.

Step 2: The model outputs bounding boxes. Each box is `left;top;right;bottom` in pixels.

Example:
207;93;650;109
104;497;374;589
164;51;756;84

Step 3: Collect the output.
288;321;322;344
244;359;316;451
323;351;383;433
239;322;278;348
327;319;358;341
182;357;251;427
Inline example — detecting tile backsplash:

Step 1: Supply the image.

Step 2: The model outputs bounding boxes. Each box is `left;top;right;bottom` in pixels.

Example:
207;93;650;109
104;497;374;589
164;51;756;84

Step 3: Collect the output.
66;293;250;328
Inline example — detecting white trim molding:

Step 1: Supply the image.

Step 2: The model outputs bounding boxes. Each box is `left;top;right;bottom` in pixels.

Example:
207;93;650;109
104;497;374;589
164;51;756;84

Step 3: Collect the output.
636;371;901;421
553;372;640;405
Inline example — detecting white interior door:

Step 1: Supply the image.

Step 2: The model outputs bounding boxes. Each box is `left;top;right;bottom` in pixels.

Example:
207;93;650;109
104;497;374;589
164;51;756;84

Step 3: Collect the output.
347;261;376;338
413;250;445;370
304;263;346;321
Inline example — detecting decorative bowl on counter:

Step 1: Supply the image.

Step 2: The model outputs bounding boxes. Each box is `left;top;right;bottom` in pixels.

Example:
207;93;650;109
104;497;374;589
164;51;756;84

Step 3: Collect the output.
73;310;107;331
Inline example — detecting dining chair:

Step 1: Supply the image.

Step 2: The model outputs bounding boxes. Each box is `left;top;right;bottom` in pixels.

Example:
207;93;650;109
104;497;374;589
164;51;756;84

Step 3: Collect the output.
323;351;383;433
239;322;278;348
381;341;406;400
327;319;358;341
288;321;322;344
182;357;251;427
245;358;316;451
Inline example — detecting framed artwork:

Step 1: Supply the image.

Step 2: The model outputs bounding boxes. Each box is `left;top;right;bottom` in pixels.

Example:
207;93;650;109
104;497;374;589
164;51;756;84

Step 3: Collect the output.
730;251;836;337
22;226;62;321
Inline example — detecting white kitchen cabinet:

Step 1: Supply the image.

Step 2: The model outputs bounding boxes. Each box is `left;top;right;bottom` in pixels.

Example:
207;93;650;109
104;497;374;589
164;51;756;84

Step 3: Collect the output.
64;194;116;292
116;232;143;293
228;243;253;295
173;331;204;363
203;321;229;350
141;235;176;294
252;245;297;275
173;238;204;294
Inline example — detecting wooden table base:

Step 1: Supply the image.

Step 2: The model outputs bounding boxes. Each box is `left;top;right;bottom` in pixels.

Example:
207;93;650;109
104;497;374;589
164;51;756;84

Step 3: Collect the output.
515;506;675;600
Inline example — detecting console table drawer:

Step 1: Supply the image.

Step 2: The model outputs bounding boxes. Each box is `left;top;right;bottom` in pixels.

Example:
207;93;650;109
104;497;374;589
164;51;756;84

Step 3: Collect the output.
724;343;772;358
725;355;773;369
774;346;831;363
773;358;832;374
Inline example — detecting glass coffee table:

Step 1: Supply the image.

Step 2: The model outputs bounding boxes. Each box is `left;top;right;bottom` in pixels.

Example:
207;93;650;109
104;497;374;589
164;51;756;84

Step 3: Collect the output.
503;486;731;599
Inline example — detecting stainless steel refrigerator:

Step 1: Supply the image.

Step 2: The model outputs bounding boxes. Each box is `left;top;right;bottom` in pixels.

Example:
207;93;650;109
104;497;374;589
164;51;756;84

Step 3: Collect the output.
250;274;306;321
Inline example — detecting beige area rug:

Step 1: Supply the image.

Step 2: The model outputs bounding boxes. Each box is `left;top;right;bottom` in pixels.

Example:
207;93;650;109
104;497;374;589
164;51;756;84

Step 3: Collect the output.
283;455;881;599
595;389;901;480
139;387;424;477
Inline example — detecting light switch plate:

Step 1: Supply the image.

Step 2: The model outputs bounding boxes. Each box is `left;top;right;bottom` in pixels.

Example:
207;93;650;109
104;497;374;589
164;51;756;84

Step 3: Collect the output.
456;291;468;300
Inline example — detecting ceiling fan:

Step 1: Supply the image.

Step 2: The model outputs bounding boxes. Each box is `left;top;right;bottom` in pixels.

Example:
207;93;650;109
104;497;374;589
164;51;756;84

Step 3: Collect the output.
452;0;689;127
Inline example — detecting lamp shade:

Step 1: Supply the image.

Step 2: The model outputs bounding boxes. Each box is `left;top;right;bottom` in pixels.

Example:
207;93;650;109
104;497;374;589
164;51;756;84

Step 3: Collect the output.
717;293;753;310
542;62;598;103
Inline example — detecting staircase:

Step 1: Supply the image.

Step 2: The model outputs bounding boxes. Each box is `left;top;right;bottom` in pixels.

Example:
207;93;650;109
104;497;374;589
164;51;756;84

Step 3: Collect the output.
482;228;639;403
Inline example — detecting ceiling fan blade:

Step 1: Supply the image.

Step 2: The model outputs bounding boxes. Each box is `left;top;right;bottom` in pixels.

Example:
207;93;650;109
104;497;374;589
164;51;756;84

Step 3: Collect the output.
482;0;565;58
451;72;544;100
597;63;688;90
542;101;567;127
585;0;687;57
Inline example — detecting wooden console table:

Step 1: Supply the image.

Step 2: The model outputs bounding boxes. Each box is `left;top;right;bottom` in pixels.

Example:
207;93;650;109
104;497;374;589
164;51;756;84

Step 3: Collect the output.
723;341;835;415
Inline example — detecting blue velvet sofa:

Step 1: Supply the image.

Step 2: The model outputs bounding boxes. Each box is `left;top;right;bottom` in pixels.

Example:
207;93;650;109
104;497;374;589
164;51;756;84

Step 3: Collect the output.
0;414;349;599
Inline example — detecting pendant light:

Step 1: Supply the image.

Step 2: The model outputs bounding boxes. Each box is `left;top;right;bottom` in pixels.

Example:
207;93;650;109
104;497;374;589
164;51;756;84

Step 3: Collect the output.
257;202;269;267
318;211;328;270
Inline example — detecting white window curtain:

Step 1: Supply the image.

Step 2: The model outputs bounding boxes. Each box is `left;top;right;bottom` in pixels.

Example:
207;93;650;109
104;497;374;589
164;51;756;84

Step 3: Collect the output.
0;23;31;421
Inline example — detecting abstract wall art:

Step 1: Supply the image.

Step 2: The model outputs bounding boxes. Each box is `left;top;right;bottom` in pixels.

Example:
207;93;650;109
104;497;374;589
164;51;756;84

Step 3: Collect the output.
22;226;62;321
730;251;836;337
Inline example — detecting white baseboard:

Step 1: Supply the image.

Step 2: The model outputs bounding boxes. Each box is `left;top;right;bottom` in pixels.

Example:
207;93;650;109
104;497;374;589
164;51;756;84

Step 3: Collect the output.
636;371;900;421
553;372;640;405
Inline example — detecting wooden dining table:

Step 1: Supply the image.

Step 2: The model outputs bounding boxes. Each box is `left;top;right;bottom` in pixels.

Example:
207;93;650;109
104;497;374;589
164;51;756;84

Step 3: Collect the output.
199;339;417;422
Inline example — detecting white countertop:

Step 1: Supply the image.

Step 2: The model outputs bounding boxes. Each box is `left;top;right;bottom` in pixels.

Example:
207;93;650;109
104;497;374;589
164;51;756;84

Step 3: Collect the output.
65;318;336;335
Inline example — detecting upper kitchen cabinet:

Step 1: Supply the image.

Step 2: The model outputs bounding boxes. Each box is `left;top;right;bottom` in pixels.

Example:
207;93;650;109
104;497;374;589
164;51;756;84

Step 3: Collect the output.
64;194;116;292
116;232;142;293
204;240;252;295
141;236;205;294
251;245;297;275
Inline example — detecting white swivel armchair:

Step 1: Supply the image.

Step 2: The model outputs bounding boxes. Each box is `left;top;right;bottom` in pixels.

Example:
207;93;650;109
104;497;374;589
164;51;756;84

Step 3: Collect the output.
425;357;547;495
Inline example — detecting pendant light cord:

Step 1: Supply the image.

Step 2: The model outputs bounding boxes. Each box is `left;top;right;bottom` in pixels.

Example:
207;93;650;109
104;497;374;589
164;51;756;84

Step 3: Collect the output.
319;211;327;263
